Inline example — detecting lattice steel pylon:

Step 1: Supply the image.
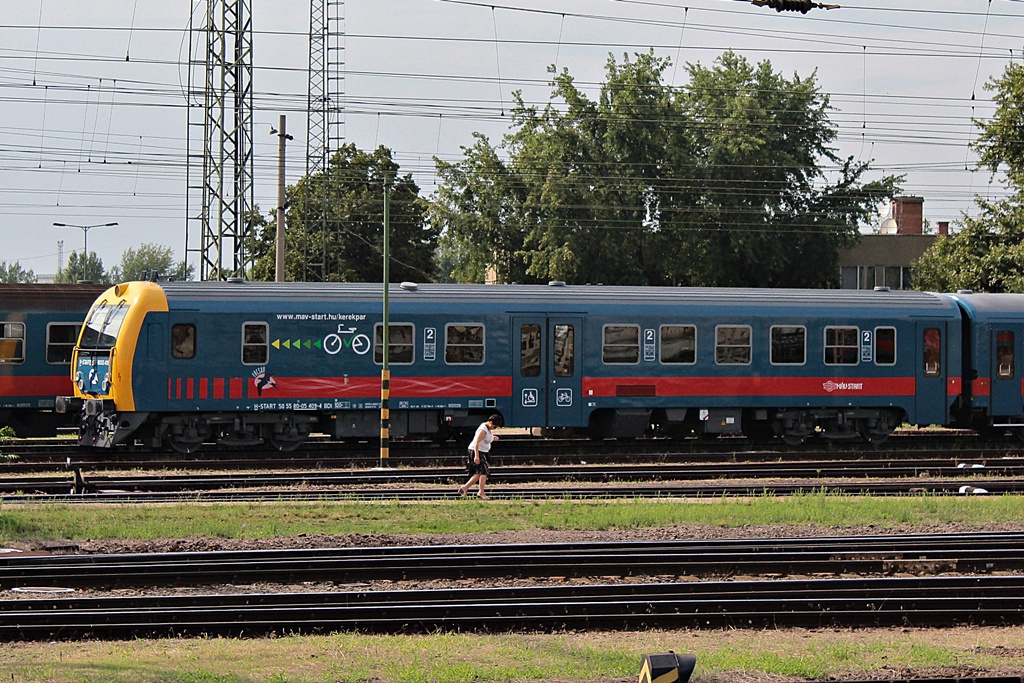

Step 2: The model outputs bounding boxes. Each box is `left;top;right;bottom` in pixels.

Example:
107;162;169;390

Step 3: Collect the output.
304;0;345;281
186;0;256;281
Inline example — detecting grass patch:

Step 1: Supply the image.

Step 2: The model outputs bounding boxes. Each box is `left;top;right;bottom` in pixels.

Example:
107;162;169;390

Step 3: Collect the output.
2;491;1024;543
2;627;1023;683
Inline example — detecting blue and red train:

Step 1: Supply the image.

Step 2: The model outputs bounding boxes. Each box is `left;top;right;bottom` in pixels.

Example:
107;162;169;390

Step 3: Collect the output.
0;284;106;436
53;280;1024;452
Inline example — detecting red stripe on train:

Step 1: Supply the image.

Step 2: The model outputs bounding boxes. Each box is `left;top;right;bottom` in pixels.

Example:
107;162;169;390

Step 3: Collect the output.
0;375;73;397
245;375;514;399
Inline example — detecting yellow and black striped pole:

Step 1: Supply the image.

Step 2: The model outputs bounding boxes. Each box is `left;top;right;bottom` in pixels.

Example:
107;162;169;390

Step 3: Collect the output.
380;368;390;464
379;181;392;468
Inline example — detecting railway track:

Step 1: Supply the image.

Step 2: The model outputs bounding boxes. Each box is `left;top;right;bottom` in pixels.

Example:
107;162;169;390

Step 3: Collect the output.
5;575;1024;641
1;455;1019;500
1;478;1020;503
5;533;1024;641
4;532;1024;590
3;430;1020;474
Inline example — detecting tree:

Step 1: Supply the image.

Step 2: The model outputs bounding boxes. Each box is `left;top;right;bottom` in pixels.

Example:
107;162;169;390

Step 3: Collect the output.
913;200;1024;292
54;251;107;284
0;261;37;283
248;144;438;283
108;243;193;282
913;62;1024;293
432;50;900;287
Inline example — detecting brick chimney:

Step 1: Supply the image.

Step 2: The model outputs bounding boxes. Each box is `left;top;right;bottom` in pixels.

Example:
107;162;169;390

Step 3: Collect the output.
893;196;924;235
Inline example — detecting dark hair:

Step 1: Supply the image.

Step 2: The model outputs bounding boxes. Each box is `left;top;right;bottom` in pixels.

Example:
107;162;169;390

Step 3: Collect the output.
487;414;503;427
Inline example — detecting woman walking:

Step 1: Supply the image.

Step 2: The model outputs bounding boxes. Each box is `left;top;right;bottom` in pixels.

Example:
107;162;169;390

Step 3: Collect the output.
459;414;501;500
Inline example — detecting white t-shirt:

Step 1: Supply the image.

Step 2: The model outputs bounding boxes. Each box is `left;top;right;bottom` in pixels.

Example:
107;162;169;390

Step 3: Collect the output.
470;423;494;453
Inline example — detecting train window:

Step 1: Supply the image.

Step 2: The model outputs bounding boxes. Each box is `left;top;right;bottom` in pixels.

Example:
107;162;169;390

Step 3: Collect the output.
445;324;484;364
0;322;25;364
770;326;805;365
825;327;859;365
875;327;897;365
521;324;541;377
923;328;941;378
996;331;1014;380
241;322;269;365
603;325;639;364
374;323;414;364
80;301;128;349
171;324;196;360
553;324;574;377
715;325;751;365
46;323;81;364
660;325;696;364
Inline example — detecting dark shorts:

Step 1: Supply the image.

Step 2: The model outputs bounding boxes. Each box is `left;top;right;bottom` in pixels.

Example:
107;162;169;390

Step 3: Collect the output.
467;449;490;476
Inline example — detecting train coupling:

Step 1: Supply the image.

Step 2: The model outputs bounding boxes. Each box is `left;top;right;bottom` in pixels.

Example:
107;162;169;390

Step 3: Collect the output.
55;396;81;414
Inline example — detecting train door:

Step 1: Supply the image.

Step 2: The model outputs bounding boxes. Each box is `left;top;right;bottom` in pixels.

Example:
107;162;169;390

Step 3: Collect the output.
990;326;1022;418
916;322;948;426
510;317;583;428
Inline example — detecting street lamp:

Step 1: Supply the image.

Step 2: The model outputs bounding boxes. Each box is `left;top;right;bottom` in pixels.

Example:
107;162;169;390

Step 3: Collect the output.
52;222;118;257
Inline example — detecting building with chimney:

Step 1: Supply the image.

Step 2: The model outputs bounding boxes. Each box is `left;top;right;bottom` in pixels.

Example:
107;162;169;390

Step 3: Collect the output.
838;196;949;290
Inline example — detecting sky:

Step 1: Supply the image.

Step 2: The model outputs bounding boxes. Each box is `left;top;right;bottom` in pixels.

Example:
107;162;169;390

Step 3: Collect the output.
1;0;1022;278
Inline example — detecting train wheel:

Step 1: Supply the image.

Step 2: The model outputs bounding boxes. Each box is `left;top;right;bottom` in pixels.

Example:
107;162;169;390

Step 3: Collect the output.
780;433;805;446
860;429;891;445
166;433;204;454
266;434;304;452
263;423;308;452
859;412;898;445
165;419;209;454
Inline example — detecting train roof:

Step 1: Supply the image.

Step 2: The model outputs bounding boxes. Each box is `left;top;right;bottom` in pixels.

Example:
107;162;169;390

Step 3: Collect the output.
0;283;108;312
945;291;1024;320
149;281;958;317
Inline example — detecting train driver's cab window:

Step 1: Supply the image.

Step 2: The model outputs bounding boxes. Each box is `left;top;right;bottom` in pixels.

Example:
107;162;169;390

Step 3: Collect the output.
520;324;541;377
445;324;484;364
715;325;751;365
875;327;897;365
996;331;1014;380
171;324;196;360
603;325;639;364
825;326;859;365
242;322;269;365
553;324;574;377
660;325;696;364
923;328;941;377
770;325;806;365
47;323;81;364
374;323;414;364
0;322;25;364
80;301;128;349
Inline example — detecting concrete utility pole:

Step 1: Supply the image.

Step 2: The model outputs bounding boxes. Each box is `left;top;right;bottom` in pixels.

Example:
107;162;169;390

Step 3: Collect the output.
271;115;293;282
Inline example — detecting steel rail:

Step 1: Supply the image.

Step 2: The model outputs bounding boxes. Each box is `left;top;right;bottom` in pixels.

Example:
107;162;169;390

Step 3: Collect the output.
1;477;1020;503
4;431;1019;474
4;532;1024;590
2;458;1020;495
4;575;1024;641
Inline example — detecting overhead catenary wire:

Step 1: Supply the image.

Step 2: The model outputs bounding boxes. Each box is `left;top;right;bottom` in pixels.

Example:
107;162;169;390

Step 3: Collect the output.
2;1;1020;267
